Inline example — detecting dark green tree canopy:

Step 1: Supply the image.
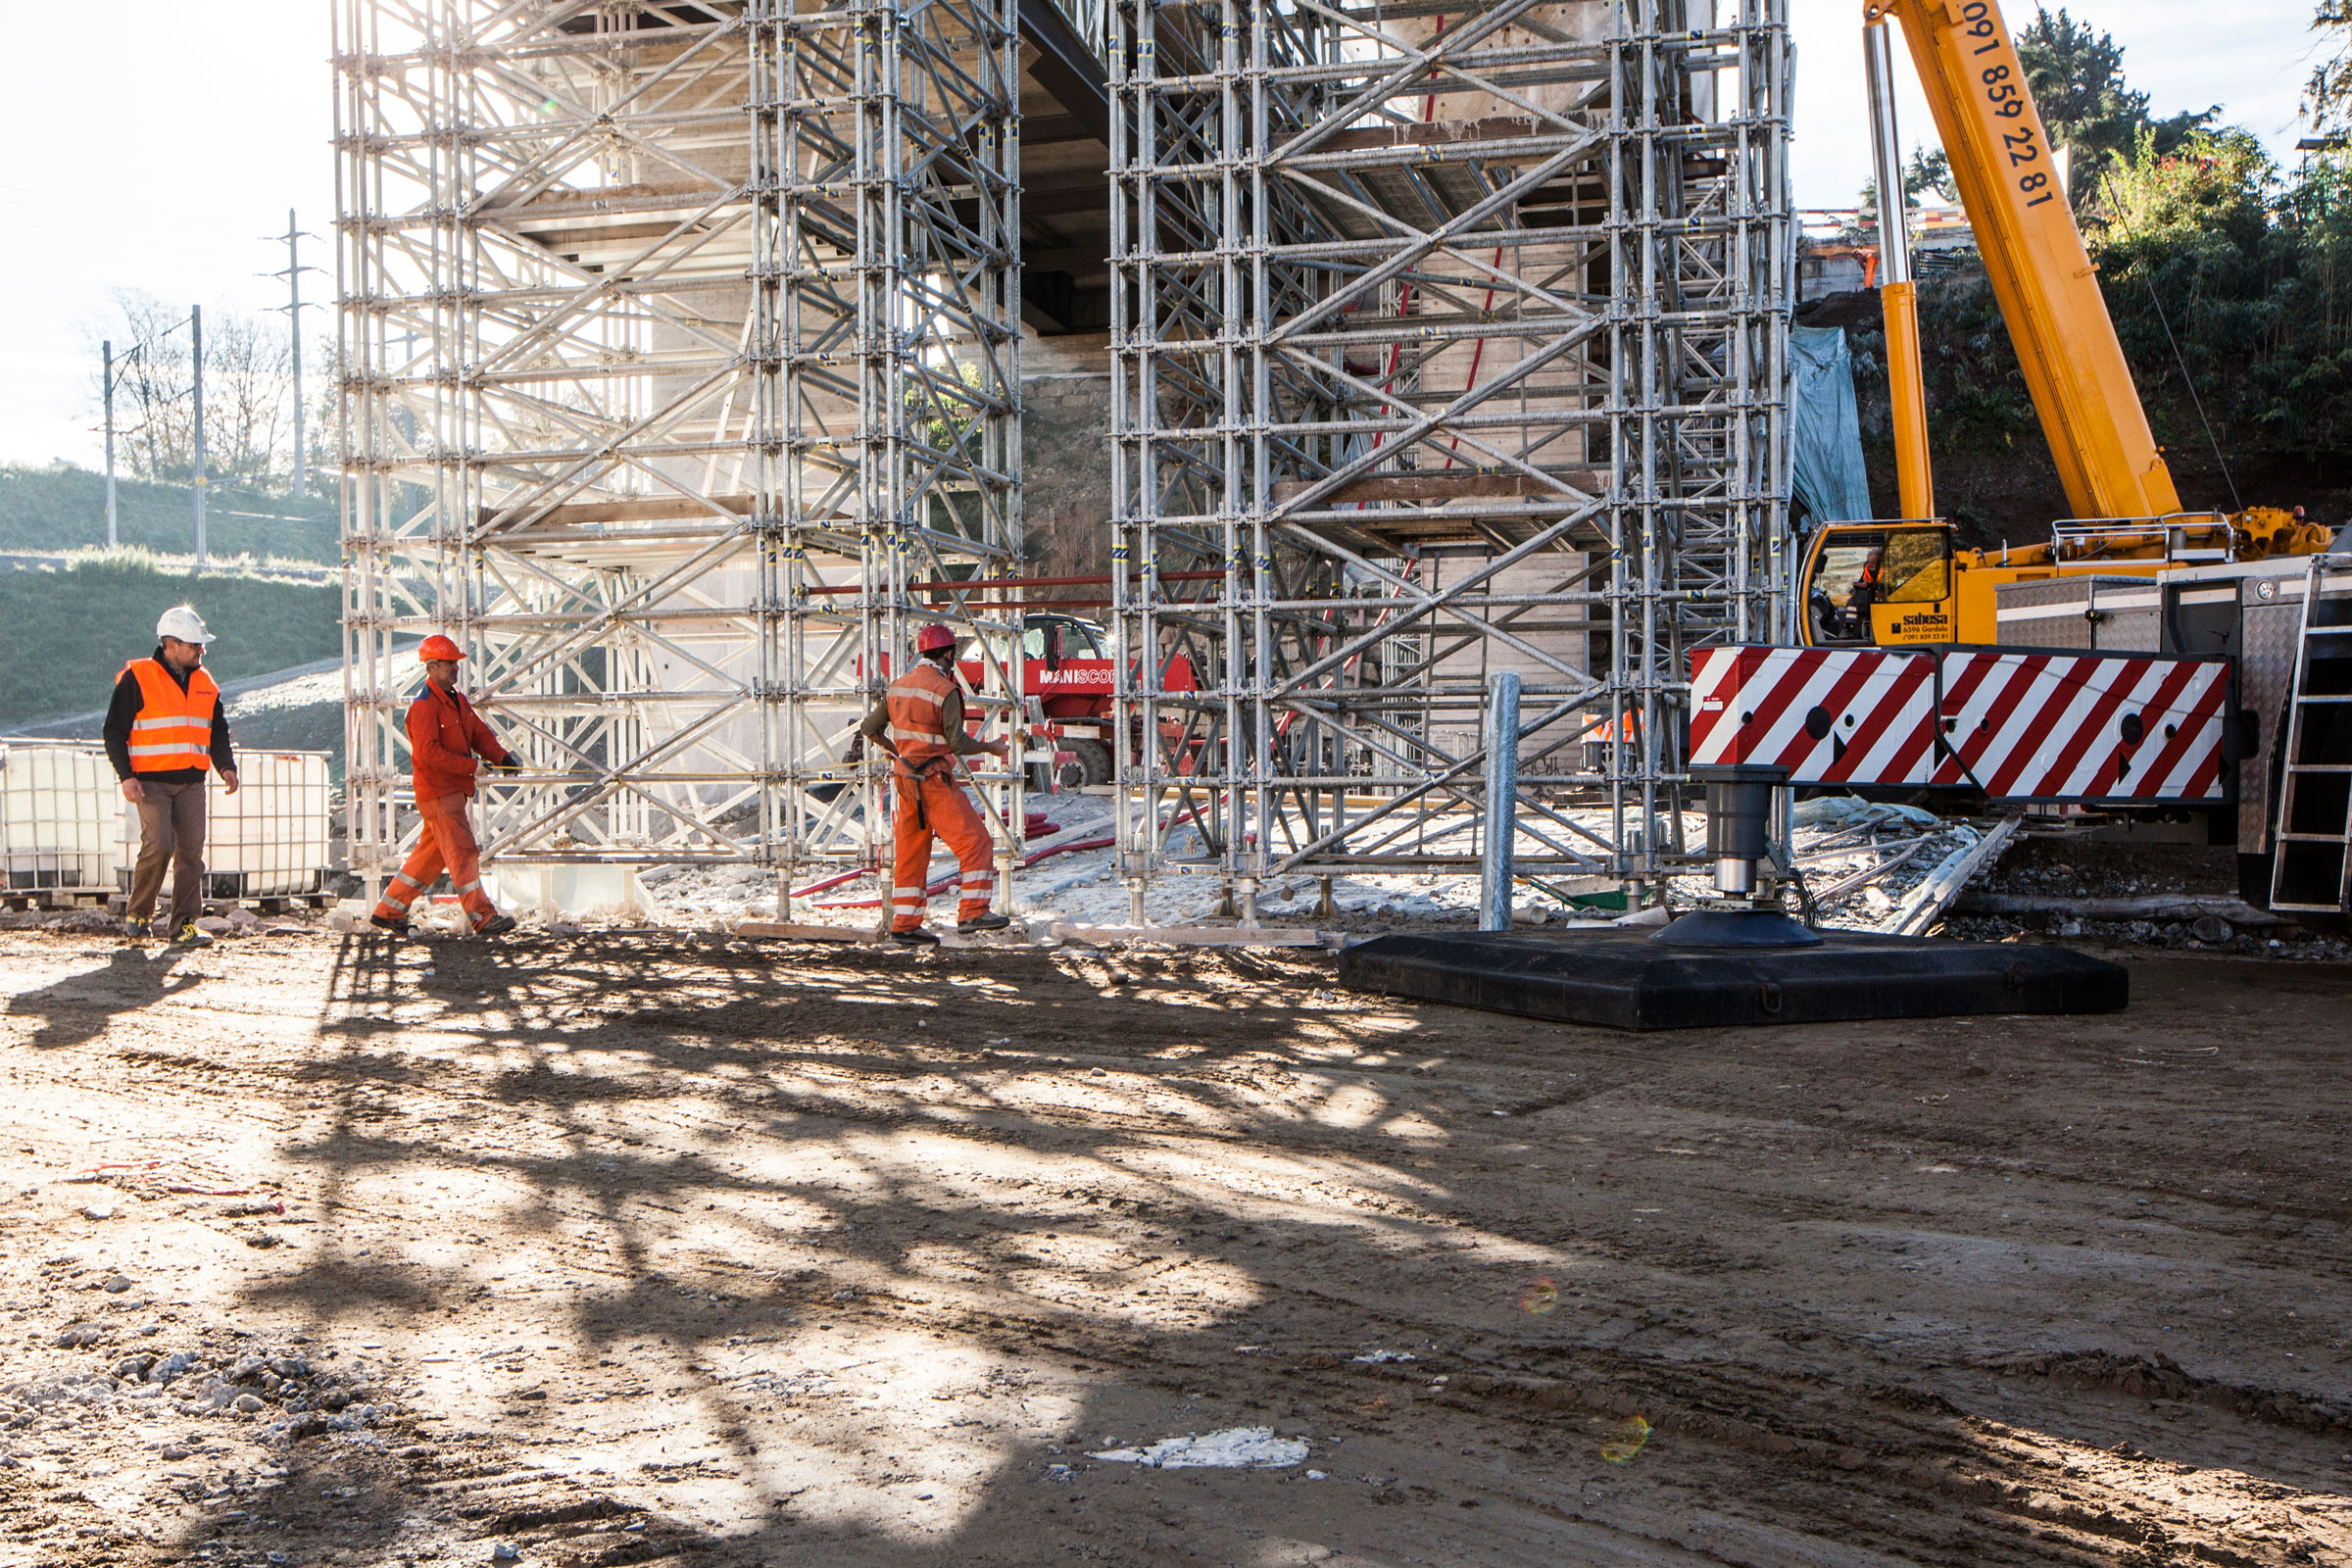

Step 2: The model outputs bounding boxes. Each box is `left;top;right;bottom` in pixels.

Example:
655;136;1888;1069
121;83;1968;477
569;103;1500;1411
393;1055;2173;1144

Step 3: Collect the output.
1856;148;1953;225
2018;6;2216;204
2309;0;2352;132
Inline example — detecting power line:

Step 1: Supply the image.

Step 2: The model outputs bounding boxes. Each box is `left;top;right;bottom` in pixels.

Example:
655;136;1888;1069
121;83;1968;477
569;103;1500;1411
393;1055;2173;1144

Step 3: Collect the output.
265;210;323;498
2143;274;2243;513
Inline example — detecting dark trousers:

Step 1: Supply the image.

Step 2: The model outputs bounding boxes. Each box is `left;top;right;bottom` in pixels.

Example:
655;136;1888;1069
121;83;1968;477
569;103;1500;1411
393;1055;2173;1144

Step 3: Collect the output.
128;778;207;928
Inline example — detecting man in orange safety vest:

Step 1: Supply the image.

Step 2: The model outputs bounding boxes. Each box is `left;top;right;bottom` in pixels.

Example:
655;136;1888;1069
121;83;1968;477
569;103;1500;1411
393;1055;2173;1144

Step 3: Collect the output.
103;606;240;946
369;635;519;937
857;622;1012;946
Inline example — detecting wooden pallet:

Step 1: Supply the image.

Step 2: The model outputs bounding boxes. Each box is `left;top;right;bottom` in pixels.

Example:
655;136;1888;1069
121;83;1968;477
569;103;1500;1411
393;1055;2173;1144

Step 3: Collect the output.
255;894;331;914
0;890;111;912
1049;922;1327;948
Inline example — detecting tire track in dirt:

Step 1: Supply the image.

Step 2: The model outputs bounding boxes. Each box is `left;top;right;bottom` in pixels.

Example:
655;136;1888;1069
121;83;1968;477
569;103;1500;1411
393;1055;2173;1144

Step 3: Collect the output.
3;932;2350;1565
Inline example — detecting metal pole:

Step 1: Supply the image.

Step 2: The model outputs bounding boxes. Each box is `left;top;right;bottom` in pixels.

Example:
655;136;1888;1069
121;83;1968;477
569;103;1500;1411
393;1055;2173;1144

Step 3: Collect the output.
287;210;308;498
1865;20;1934;519
1862;24;1913;290
102;341;118;550
190;304;207;571
1479;668;1521;932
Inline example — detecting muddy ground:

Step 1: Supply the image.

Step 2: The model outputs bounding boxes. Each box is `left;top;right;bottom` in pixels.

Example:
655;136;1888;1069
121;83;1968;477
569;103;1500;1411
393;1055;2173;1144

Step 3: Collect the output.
1;926;2349;1567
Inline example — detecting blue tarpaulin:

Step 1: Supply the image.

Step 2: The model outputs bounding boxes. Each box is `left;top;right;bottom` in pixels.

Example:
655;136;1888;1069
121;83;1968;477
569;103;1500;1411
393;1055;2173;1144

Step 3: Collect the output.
1790;325;1871;524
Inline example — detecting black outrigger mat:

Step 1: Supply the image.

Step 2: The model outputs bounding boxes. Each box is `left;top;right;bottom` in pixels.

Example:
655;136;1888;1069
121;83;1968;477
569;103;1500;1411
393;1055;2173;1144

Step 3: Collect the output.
1337;929;2127;1032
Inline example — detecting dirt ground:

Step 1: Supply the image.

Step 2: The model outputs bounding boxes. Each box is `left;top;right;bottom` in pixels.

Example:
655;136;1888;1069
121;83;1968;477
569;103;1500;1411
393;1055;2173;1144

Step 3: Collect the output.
2;926;2350;1568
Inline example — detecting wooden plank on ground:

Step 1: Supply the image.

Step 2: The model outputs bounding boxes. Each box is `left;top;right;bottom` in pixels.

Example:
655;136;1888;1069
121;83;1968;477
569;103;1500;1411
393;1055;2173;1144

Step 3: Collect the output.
1049;922;1326;948
734;920;884;945
1953;893;2291;929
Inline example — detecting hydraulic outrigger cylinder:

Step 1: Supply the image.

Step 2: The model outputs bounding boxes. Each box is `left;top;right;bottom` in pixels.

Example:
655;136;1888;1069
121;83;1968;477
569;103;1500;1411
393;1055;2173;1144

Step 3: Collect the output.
1865;18;1935;523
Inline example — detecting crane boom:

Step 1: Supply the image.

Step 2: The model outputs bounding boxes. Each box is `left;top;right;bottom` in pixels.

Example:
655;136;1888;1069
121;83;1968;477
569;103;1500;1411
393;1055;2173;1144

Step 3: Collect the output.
1867;0;2181;521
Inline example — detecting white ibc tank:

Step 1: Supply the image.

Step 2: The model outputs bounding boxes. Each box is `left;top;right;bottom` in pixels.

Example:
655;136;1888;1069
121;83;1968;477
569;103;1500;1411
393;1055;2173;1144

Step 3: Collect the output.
0;740;121;893
117;749;332;899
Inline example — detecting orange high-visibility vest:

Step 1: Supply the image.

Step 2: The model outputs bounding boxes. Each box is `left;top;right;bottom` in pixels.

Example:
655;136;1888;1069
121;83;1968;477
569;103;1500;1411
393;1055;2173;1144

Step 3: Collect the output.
885;662;957;778
122;658;221;773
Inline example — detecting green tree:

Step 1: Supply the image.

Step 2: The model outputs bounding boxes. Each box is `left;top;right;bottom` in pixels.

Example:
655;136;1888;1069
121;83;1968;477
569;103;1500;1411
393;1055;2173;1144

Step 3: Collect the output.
2017;7;2216;206
2091;128;2352;465
1856;148;1955;228
2308;0;2352;133
1906;147;1952;203
2093;126;2276;252
1898;123;2352;478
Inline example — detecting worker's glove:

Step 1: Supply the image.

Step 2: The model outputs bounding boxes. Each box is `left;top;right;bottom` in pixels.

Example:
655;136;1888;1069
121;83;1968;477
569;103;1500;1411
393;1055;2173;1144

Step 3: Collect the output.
488;757;521;771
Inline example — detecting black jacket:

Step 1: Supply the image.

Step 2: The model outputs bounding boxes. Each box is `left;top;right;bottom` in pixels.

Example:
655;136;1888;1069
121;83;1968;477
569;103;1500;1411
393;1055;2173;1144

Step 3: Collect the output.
102;647;238;785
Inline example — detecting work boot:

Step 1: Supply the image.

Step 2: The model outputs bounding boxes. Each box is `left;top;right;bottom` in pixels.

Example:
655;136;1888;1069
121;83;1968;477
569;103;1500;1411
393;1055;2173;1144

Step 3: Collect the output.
122;917;153;942
956;911;1012;935
474;913;517;938
171;921;215;949
891;926;940;947
368;914;410;936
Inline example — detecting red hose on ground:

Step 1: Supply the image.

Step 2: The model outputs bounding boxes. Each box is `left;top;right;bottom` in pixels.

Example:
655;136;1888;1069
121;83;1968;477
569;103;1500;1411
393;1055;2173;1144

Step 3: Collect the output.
811;835;1115;909
788;866;867;900
787;813;1059;899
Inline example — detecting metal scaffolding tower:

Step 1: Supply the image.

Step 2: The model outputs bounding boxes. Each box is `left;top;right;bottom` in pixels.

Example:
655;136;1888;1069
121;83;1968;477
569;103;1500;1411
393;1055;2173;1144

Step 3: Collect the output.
1107;0;1792;911
335;0;1025;906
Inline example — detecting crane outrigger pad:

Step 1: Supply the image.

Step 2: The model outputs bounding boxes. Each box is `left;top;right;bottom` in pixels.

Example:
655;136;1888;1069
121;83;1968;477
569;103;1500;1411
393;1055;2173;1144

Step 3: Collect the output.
1337;929;2126;1032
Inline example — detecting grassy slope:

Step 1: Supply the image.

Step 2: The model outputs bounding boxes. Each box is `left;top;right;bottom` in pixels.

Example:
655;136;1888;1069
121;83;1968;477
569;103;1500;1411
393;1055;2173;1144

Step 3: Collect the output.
0;464;338;564
0;559;339;730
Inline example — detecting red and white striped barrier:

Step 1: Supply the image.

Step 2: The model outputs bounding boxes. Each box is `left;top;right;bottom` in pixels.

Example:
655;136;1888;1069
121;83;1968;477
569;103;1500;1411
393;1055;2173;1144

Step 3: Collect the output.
1930;650;2230;802
1690;646;1937;785
1688;646;2231;804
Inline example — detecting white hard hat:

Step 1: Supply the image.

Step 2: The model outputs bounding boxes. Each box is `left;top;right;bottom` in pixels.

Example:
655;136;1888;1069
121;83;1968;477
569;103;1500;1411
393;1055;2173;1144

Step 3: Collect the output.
156;606;215;646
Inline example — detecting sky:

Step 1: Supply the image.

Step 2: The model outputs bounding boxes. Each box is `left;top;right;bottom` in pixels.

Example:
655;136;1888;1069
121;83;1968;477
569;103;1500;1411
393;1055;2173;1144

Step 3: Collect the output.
0;1;335;472
0;1;2329;470
1788;0;2325;217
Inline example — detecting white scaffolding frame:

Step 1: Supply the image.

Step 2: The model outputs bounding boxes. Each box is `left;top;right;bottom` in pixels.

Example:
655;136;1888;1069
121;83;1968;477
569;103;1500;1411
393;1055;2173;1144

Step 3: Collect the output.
335;0;1026;908
1107;0;1792;909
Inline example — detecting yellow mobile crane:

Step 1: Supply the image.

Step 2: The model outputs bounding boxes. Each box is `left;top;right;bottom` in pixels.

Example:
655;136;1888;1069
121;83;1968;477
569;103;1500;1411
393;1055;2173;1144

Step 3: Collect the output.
1798;0;2331;650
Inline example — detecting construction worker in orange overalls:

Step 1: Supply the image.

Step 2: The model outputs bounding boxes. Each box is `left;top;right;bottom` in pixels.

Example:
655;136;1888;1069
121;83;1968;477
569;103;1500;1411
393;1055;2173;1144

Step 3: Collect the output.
370;635;519;938
858;622;1012;947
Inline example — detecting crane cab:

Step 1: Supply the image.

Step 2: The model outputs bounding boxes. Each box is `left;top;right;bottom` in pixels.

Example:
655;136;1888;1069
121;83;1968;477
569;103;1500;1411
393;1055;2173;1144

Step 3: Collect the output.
1795;513;2328;650
1797;521;1957;648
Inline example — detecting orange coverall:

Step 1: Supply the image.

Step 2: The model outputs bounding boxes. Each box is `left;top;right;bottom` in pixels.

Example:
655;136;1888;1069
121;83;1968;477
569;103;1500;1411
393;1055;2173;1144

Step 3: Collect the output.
859;662;996;933
373;680;514;930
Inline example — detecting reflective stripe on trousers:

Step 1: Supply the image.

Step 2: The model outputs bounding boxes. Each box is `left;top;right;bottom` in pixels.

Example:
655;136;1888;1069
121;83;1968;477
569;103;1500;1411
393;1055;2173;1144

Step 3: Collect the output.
372;792;500;928
890;771;994;932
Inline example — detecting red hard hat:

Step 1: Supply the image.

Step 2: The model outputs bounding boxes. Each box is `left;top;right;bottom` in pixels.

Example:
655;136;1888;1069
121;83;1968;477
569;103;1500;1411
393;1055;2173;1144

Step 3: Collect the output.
418;634;465;662
915;622;957;655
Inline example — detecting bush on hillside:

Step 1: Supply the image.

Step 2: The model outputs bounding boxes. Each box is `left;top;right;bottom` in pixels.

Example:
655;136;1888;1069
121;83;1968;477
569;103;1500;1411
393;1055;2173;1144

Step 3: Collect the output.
1845;128;2352;530
2095;130;2352;467
0;557;340;730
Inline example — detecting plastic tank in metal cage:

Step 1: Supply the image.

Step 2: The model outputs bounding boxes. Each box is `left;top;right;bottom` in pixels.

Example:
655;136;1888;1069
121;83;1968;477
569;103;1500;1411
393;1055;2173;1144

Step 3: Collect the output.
0;740;122;893
116;749;332;900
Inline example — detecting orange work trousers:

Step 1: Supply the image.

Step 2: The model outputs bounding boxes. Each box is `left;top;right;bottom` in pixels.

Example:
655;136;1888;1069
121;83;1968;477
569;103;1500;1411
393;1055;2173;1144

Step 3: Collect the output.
892;767;996;932
373;791;500;929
